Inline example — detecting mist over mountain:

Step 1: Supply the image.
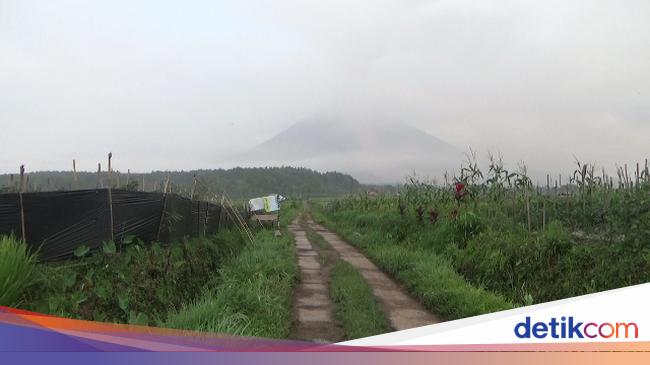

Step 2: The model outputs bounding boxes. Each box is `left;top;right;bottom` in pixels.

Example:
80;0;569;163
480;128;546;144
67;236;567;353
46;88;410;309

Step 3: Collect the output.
225;120;464;184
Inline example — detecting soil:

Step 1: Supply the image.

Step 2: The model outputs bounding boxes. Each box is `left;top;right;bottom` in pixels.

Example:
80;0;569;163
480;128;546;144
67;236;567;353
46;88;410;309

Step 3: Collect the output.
288;219;342;342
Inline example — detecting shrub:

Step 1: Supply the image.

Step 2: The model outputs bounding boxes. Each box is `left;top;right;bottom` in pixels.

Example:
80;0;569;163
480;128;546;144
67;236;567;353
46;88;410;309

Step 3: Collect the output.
0;235;36;307
21;229;246;324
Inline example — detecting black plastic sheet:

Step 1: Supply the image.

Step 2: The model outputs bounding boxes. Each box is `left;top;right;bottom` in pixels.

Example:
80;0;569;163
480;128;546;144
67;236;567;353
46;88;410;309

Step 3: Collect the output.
205;204;222;236
112;190;165;244
0;189;227;261
21;190;112;261
0;193;21;237
158;194;193;244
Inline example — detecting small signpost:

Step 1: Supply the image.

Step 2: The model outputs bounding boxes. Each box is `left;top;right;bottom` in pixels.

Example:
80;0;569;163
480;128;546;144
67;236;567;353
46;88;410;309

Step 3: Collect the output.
248;194;285;227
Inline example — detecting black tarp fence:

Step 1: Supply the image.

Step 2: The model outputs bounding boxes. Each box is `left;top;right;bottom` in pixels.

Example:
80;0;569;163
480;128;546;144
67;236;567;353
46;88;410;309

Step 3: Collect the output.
0;188;231;261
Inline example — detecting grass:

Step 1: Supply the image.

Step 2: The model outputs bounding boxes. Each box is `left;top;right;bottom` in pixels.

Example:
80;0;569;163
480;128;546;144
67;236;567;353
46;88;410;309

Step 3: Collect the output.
0;235;36;307
163;229;297;338
311;206;513;320
279;200;301;226
304;224;329;251
330;259;390;339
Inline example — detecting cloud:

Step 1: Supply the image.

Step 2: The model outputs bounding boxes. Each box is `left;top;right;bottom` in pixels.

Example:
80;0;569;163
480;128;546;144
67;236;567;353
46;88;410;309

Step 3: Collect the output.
0;0;648;179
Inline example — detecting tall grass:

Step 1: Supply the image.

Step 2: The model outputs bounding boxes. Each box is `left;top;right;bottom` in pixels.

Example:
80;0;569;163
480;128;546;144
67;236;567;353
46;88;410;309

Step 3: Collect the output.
164;230;297;338
0;235;36;307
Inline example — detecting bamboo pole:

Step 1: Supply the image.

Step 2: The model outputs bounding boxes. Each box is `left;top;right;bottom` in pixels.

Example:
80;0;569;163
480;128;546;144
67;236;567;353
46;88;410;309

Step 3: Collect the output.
107;182;115;242
155;176;171;242
217;193;226;231
19;165;25;193
96;163;102;189
107;152;113;188
72;159;79;189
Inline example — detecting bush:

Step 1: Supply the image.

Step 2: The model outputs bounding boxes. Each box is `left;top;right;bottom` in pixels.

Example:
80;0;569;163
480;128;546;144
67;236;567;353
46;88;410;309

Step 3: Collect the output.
0;235;36;307
21;229;246;324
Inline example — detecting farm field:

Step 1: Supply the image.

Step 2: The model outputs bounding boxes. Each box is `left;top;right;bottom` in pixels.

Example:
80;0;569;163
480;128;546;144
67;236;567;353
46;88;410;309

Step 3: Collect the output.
1;158;649;342
1;202;301;335
311;158;650;319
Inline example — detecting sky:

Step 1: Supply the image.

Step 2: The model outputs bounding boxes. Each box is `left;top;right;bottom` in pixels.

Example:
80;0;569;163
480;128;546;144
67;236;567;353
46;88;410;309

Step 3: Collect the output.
1;0;648;180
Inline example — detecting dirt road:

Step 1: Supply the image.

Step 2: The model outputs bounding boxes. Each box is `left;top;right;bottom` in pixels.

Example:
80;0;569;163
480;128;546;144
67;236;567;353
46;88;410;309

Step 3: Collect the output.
305;217;440;331
287;214;440;342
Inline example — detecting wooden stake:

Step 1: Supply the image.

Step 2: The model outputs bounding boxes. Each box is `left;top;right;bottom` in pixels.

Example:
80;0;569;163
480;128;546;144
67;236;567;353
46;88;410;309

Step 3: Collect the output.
155;176;171;242
163;175;170;194
217;193;226;230
19;165;25;193
107;183;115;242
96;163;102;189
18;194;26;243
107;152;113;187
72;159;79;189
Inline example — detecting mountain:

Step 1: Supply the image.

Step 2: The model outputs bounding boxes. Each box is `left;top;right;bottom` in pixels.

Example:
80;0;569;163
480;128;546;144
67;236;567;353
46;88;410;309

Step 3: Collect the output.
227;119;464;184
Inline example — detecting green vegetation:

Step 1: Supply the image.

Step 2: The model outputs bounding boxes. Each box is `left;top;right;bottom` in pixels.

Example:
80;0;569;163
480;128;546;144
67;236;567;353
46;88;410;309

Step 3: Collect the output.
20;230;245;325
279;200;301;227
312;207;512;319
313;156;650;318
0;235;36;307
330;259;390;339
304;224;329;251
1;167;362;198
164;230;297;338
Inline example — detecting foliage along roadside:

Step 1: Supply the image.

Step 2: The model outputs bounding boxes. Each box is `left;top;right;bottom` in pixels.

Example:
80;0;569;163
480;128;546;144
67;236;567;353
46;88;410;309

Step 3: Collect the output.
321;174;650;306
163;229;298;338
19;229;246;325
0;235;36;307
311;205;513;320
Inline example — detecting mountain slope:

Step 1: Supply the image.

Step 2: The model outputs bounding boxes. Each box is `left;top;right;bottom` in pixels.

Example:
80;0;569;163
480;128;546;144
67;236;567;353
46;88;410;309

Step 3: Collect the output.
229;119;464;183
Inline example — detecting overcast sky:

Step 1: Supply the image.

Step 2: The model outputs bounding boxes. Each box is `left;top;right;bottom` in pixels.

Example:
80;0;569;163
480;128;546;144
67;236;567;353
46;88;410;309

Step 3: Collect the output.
1;0;648;177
